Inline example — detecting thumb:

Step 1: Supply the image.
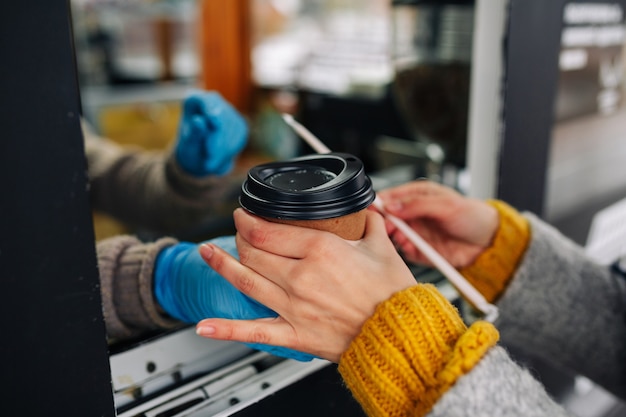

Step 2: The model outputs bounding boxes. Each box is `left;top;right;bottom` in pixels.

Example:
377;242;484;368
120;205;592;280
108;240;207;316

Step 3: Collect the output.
176;114;209;177
362;210;393;245
182;114;207;144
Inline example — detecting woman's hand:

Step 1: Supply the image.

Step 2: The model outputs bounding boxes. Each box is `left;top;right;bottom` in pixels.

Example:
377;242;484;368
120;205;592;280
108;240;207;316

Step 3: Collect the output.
376;180;499;268
196;208;417;363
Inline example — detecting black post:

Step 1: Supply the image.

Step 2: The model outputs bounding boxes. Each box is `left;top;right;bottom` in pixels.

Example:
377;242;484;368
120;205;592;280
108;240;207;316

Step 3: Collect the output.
0;1;115;415
497;0;566;216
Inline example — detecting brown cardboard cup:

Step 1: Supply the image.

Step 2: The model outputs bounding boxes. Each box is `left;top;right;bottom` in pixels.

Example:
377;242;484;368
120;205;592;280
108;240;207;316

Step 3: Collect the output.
264;209;367;240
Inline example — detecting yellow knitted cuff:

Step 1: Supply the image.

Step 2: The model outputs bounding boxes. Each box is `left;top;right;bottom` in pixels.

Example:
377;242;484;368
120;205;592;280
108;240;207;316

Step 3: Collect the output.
338;284;499;417
435;321;499;393
459;200;530;303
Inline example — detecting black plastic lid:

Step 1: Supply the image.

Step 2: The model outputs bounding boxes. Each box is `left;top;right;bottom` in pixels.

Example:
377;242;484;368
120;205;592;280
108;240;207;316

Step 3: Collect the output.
240;153;376;220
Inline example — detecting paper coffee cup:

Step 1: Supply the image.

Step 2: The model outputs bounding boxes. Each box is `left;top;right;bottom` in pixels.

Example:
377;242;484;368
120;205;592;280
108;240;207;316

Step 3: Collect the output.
239;153;375;240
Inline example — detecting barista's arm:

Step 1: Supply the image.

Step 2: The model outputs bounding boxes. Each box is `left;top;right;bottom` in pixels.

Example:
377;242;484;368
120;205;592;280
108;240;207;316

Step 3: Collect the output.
83;120;240;233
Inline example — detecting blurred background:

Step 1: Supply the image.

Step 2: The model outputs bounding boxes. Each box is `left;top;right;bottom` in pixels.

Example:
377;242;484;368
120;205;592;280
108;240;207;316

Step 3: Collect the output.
67;2;626;414
70;0;626;245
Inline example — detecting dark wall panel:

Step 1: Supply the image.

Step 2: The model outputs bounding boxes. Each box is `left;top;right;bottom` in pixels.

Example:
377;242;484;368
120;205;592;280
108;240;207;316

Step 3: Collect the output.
0;2;115;415
498;0;566;216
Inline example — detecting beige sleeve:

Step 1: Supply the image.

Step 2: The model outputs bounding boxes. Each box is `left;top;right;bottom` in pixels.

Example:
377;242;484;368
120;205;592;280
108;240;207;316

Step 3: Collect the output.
82;120;242;234
97;234;182;341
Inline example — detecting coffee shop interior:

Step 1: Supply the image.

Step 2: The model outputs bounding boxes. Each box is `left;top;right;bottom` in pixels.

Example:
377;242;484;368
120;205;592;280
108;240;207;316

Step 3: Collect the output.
2;0;626;416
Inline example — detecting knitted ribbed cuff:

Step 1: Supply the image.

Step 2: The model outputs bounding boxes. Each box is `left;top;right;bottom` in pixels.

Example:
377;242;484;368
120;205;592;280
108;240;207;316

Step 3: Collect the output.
116;237;182;330
98;235;181;340
459;200;530;303
98;235;138;340
338;284;499;417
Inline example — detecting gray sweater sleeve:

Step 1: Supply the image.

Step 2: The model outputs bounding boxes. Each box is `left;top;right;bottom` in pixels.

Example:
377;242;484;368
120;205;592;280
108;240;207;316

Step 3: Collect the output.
495;213;626;399
431;347;573;417
428;213;626;416
97;235;182;341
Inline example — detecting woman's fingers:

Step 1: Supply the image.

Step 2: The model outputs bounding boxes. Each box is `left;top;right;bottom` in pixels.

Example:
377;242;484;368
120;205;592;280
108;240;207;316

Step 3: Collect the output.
234;232;305;290
199;242;287;308
233;208;335;259
233;208;305;258
377;180;466;220
196;316;293;347
195;317;341;362
233;208;358;289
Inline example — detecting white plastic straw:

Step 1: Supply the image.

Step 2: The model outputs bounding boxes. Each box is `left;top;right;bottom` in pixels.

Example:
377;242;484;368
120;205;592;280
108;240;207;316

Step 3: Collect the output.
281;114;499;322
282;114;331;154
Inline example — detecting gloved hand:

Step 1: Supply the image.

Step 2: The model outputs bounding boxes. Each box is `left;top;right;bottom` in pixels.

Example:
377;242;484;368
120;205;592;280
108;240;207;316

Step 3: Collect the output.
154;236;316;361
175;90;248;177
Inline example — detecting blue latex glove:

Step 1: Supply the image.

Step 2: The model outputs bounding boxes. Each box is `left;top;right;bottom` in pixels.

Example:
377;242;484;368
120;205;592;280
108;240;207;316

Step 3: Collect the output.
154;236;316;361
175;91;248;177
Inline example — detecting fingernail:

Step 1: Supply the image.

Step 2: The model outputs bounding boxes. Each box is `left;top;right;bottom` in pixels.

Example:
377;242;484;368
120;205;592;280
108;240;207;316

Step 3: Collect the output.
196;325;216;336
199;243;214;259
